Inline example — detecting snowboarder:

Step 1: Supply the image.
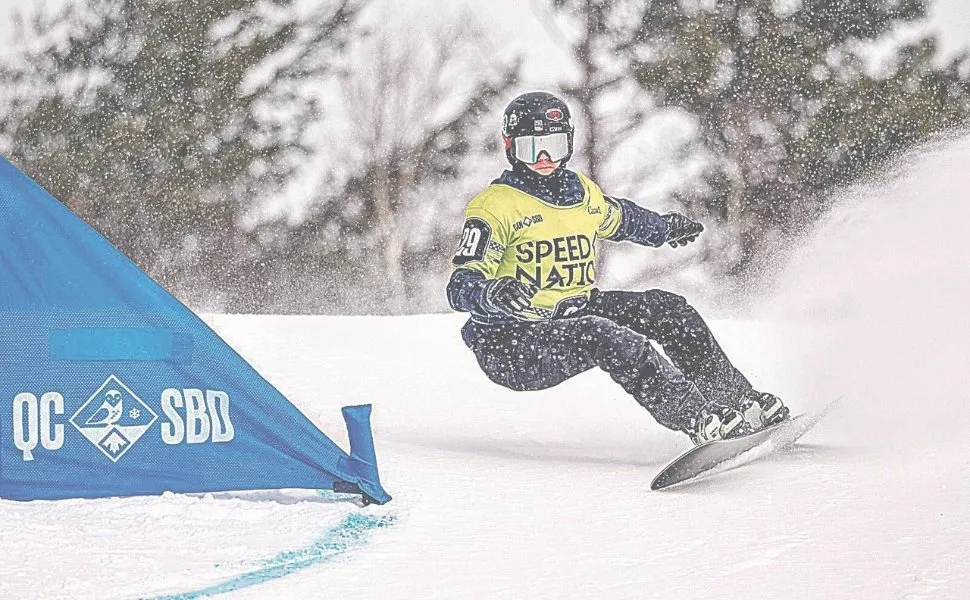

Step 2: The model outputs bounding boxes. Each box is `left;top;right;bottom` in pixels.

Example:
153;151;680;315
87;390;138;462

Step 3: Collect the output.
446;91;789;444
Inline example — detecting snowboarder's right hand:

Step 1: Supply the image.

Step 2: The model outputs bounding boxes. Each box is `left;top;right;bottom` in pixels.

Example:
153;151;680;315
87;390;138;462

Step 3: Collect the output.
483;276;539;317
661;212;704;247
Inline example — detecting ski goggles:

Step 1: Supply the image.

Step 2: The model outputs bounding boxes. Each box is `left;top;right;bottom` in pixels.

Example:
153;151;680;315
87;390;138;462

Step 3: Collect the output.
510;133;570;164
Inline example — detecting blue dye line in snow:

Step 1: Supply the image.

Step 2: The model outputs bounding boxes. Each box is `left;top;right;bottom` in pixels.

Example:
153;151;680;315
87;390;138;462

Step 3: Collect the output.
149;511;395;600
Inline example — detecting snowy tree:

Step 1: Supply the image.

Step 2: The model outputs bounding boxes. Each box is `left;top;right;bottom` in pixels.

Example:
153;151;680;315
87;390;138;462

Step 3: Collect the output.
246;15;519;314
0;0;365;306
619;0;970;273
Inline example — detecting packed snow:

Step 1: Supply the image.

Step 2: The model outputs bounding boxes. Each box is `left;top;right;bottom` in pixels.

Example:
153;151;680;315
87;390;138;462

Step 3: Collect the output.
3;137;970;599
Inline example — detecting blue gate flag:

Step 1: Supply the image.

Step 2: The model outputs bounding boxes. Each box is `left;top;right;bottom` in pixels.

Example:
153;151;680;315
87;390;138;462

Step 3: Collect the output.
0;156;390;504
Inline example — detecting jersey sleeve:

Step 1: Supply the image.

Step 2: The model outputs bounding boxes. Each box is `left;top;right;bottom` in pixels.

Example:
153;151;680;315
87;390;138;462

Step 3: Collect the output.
598;195;623;239
451;205;509;279
603;195;669;247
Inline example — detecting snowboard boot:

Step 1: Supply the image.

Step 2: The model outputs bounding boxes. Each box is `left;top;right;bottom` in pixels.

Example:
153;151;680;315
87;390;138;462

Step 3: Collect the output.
686;405;752;445
740;392;790;430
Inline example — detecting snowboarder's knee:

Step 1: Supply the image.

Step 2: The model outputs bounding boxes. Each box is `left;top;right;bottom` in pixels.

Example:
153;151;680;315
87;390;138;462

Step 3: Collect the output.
641;289;700;317
476;352;534;391
642;289;687;307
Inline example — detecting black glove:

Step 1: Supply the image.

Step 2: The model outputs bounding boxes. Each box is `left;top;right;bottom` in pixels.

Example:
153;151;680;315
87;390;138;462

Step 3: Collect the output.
482;276;539;317
661;212;704;247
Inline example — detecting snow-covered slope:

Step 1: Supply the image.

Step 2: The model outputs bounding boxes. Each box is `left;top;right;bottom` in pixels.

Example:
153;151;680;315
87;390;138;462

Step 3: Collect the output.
4;136;970;599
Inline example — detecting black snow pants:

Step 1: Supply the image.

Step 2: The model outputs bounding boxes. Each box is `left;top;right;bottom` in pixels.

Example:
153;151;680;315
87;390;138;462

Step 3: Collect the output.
460;289;755;432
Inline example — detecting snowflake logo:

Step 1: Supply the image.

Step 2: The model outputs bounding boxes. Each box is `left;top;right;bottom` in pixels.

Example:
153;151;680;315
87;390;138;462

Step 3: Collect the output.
129;408;141;419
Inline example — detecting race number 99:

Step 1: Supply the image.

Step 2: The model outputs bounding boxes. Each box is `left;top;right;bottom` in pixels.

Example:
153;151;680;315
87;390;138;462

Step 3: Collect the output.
452;217;492;266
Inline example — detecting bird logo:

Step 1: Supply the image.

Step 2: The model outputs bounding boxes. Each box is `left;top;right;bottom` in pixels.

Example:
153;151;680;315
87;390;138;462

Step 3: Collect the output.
70;375;159;462
84;389;124;427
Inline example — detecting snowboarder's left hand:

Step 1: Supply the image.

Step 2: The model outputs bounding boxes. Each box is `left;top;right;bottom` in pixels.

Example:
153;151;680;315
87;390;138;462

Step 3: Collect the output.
482;276;539;318
661;212;704;247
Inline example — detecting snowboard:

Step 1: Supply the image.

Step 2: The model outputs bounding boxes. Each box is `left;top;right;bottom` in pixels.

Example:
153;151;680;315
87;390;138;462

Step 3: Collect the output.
651;397;840;490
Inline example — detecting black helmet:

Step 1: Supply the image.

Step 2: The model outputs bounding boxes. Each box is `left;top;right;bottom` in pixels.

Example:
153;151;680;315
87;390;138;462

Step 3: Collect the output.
502;92;574;167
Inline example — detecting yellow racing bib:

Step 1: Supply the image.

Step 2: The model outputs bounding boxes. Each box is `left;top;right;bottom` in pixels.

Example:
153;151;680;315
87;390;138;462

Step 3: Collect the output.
452;172;621;320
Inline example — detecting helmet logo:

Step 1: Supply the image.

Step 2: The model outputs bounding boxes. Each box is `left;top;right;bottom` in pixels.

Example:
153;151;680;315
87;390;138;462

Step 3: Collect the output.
545;108;564;121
